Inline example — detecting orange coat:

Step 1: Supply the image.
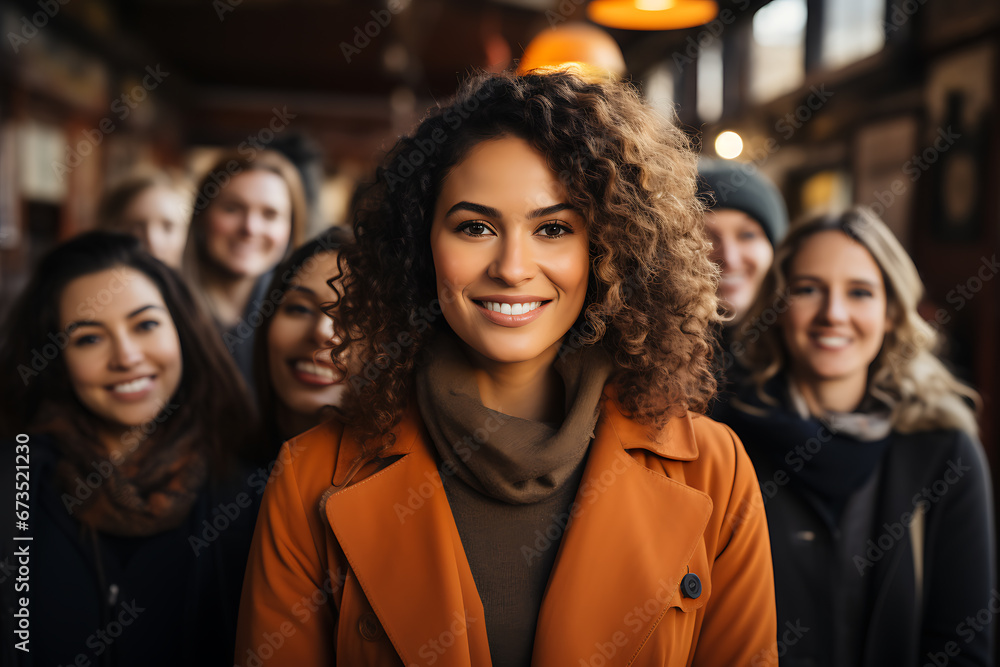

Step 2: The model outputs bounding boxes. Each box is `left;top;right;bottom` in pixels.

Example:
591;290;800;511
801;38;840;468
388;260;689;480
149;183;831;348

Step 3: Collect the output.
235;388;778;666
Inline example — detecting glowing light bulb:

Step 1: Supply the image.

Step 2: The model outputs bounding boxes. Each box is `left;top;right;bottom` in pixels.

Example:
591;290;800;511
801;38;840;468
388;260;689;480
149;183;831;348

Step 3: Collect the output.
715;131;743;159
637;0;673;10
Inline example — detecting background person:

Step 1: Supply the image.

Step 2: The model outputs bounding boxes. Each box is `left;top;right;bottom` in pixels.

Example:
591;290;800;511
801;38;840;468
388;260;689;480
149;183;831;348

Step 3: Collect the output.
96;170;193;269
0;232;260;666
714;207;993;667
697;159;788;323
183;150;307;392
252;226;353;452
235;69;777;667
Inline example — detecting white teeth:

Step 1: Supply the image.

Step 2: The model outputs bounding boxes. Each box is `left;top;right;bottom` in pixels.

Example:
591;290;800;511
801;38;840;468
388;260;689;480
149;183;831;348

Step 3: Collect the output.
482;301;542;314
112;377;152;394
295;360;335;379
816;336;850;348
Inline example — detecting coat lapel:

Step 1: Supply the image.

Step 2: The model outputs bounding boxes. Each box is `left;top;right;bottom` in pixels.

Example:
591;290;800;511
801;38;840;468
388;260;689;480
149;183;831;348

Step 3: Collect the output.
533;401;714;665
324;420;492;667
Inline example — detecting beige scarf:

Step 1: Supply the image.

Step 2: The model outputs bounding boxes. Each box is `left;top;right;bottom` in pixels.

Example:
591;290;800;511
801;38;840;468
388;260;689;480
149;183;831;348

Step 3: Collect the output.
415;331;615;504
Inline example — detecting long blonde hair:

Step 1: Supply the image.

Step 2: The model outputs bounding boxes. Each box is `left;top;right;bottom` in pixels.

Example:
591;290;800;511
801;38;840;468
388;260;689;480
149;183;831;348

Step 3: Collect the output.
736;206;979;436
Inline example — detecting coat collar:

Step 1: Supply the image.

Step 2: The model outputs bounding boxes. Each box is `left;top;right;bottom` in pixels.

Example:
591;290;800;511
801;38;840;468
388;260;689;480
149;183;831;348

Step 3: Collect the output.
323;391;712;665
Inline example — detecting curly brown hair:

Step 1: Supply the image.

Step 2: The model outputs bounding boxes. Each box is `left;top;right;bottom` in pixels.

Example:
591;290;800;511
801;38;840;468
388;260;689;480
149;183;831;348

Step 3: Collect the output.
334;69;720;451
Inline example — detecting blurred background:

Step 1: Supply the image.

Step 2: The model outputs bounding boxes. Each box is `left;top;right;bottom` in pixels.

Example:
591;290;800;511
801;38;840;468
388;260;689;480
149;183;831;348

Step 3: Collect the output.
0;0;996;442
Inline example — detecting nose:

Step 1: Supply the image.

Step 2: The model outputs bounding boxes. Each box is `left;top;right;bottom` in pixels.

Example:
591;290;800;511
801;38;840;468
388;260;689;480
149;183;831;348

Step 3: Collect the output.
488;233;536;286
109;333;144;370
820;290;849;323
314;313;336;346
241;211;264;236
719;238;743;272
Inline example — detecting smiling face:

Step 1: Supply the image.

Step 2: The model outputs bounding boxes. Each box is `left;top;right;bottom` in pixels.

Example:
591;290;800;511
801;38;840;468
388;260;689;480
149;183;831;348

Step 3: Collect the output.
706;209;774;321
267;251;348;429
121;185;190;268
203;169;292;278
60;267;183;432
429;136;590;367
780;230;890;404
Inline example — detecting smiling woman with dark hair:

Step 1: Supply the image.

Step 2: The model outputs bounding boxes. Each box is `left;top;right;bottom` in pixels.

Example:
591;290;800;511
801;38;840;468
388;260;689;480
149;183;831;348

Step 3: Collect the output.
236;69;778;667
0;232;260;666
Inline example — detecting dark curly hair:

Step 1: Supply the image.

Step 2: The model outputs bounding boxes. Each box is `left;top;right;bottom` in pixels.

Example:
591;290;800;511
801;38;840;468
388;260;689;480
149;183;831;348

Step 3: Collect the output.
334;69;720;451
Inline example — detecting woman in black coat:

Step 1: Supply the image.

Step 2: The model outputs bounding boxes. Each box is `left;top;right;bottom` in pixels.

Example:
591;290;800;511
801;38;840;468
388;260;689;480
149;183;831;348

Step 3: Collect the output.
0;232;261;666
713;207;994;667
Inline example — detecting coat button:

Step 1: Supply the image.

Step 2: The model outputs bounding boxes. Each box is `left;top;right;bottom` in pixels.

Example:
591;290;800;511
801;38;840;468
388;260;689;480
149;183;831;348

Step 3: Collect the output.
358;612;383;641
681;573;702;599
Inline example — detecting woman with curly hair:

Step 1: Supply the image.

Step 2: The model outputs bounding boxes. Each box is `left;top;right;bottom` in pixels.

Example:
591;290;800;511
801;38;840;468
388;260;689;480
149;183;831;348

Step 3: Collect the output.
0;232;261;666
236;69;777;666
251;226;354;453
714;207;994;666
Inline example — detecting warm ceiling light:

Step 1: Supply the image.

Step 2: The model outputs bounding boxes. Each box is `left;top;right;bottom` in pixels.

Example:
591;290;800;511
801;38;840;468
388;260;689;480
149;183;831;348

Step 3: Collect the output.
517;23;626;78
715;131;743;159
588;0;718;30
636;0;673;9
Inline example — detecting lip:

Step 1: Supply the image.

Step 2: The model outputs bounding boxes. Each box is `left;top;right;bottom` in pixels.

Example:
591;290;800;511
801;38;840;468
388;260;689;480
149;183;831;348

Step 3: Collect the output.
289;359;343;387
106;375;156;402
473;299;550;328
809;333;853;351
473;294;550;305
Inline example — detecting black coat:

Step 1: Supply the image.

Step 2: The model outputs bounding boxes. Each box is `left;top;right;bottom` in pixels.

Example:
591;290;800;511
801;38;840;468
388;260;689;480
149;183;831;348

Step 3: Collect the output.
718;397;995;667
1;435;265;666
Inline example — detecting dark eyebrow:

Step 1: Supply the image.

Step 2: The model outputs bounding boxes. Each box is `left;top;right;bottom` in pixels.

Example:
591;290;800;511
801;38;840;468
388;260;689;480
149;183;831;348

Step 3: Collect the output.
65;305;165;332
445;201;501;218
791;275;880;288
287;285;317;297
528;203;576;218
127;305;166;318
444;201;577;220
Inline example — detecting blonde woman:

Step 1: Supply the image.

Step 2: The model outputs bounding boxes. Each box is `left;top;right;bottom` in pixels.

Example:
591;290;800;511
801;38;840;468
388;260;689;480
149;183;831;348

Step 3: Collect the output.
96;170;193;268
183;150;307;391
715;207;994;667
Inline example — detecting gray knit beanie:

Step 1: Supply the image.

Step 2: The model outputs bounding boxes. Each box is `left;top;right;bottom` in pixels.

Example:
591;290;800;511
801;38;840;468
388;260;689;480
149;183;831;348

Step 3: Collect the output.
696;160;789;247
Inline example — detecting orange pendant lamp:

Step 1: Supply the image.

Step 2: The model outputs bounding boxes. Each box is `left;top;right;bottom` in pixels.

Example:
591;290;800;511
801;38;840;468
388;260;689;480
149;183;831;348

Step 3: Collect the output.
587;0;719;31
516;23;626;79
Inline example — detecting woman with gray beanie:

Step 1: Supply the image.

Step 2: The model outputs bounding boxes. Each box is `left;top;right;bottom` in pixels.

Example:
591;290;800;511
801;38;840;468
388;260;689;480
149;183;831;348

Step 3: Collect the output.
697;159;789;325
